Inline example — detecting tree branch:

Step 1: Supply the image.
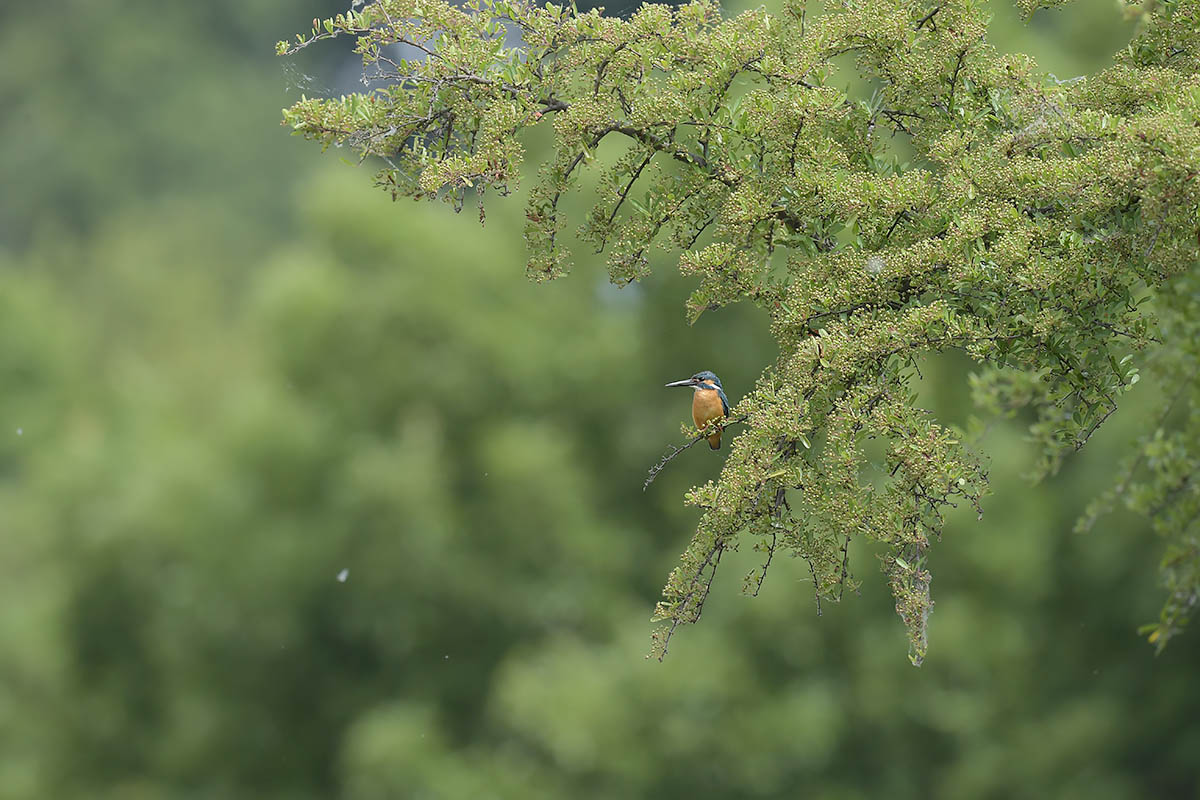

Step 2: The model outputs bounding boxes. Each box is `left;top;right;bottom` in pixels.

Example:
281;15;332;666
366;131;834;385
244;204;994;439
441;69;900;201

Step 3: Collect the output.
644;415;749;490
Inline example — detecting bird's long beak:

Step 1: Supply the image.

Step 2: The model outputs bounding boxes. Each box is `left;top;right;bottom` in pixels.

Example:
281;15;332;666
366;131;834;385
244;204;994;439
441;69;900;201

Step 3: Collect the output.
665;378;696;388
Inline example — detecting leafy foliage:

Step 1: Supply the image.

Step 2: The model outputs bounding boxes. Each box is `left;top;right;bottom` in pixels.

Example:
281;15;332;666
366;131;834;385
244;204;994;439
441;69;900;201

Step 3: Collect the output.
280;0;1200;661
1078;264;1200;651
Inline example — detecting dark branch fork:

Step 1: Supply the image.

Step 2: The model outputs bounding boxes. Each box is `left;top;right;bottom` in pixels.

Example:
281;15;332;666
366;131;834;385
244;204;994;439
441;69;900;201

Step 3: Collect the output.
914;4;944;31
947;48;968;114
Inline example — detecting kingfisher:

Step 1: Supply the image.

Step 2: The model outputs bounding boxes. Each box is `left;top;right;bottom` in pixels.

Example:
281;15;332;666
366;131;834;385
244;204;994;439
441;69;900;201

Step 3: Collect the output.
665;371;730;449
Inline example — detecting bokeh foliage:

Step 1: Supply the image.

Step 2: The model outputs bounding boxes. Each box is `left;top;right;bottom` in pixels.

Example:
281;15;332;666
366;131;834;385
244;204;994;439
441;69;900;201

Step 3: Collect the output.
1;0;1198;798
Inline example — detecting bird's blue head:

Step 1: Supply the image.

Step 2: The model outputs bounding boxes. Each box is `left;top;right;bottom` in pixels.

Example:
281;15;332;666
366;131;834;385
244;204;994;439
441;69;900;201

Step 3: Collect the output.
665;370;724;390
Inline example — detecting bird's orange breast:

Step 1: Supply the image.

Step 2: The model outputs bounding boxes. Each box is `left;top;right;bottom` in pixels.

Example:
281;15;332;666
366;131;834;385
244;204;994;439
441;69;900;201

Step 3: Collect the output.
691;388;726;428
692;388;726;450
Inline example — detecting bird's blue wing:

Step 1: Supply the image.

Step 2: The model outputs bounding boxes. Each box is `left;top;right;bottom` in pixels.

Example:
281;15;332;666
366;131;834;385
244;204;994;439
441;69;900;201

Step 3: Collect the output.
717;386;730;416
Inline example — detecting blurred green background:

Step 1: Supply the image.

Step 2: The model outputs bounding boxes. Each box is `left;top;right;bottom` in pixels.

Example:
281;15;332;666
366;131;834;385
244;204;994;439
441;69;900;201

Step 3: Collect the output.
2;1;1198;798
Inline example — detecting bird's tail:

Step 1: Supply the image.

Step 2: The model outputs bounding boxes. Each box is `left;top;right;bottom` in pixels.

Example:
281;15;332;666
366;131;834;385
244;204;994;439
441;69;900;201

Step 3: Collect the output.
707;432;721;450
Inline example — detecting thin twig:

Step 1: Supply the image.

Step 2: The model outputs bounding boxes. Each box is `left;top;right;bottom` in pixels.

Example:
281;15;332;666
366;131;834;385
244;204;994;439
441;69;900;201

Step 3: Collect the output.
1075;399;1118;451
808;558;824;616
606;153;654;227
947;48;967;114
655;540;724;660
837;533;852;601
644;415;749;490
1093;319;1161;344
686;216;716;249
751;528;776;597
788;121;805;177
644;436;710;490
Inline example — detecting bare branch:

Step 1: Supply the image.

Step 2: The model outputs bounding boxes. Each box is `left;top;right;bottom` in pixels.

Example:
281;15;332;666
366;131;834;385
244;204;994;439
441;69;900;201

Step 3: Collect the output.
644;415;748;490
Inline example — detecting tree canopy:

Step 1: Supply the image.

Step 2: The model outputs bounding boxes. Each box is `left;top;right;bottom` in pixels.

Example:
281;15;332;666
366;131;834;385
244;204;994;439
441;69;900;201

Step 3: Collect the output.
279;0;1200;662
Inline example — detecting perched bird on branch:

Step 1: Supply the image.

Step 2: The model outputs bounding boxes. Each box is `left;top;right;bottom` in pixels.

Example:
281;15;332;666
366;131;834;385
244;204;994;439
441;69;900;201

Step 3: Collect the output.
665;371;730;449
